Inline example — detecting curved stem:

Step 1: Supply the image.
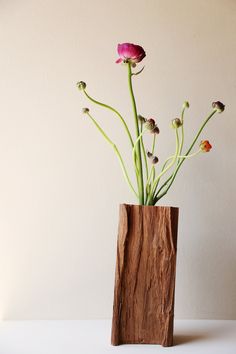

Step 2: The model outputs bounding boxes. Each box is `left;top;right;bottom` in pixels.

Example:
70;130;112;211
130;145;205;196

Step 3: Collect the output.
83;89;134;148
155;109;217;203
161;149;201;164
128;62;144;204
147;128;179;205
153;107;185;203
132;66;145;76
178;150;201;158
178;106;186;159
86;112;138;198
145;165;155;204
153;175;172;204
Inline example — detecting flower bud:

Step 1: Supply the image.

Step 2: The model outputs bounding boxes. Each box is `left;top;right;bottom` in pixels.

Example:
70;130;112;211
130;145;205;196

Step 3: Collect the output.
171;118;182;129
152;156;159;164
145;118;156;131
77;81;86;91
212;101;225;113
147;151;153;158
82;107;89;114
200;140;212;152
151;126;160;135
183;101;190;109
138;114;146;124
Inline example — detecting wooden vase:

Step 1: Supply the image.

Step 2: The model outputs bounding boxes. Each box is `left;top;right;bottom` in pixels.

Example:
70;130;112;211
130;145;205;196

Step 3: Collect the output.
111;204;179;347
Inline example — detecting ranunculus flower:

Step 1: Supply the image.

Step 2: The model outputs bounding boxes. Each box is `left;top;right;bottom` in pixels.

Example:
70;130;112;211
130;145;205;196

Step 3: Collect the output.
200;140;212;152
116;43;146;64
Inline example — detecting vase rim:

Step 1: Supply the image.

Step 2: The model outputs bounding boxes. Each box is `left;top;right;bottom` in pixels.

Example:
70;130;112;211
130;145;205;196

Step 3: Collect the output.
120;203;179;210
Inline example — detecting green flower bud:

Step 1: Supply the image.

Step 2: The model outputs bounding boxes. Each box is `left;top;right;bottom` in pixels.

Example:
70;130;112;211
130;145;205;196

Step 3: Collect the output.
183;101;190;109
212;101;225;113
77;81;86;91
82;107;89;114
171;118;182;129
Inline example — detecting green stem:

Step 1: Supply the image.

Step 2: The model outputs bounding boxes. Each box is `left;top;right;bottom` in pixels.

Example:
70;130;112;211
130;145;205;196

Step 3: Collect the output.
127;62;144;204
152;134;156;154
161;149;201;164
155;109;217;203
86;112;138;198
153;106;186;203
140;122;149;181
178;106;186;158
178;150;201;158
153;174;172;204
145;165;155;204
83;89;134;148
143;134;156;204
132;66;145;76
147;128;180;205
132;129;148;175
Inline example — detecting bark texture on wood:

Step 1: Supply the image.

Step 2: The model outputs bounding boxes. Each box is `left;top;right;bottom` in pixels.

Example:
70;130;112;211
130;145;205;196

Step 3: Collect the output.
111;204;179;347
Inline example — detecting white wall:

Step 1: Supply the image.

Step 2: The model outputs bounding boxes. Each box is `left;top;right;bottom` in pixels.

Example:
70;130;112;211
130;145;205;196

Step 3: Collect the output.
0;0;235;320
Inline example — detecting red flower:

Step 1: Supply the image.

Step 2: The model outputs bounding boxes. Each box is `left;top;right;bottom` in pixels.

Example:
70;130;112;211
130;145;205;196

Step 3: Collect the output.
200;140;212;152
116;43;146;64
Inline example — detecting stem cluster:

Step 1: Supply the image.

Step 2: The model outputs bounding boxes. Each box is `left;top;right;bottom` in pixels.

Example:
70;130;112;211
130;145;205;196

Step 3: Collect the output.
77;66;220;205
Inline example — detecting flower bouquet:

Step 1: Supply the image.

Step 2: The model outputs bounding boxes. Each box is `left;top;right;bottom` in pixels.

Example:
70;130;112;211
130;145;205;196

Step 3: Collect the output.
77;43;224;207
77;43;225;347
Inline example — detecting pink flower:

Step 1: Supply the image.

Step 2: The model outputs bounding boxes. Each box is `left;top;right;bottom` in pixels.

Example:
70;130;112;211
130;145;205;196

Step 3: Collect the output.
116;43;146;64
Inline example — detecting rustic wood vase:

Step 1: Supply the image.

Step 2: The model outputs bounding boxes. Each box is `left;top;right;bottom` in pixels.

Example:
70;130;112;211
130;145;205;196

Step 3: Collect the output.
111;204;179;347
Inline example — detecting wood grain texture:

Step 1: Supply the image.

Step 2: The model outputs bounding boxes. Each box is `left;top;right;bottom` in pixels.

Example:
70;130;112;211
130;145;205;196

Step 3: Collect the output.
111;204;179;347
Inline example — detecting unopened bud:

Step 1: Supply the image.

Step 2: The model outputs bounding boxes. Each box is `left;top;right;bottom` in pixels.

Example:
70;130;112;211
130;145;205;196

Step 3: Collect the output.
183;101;190;109
147;151;153;158
171;118;182;129
77;81;86;90
82;107;89;114
138;114;146;124
152;156;159;164
212;101;225;113
145;118;156;131
151;126;160;134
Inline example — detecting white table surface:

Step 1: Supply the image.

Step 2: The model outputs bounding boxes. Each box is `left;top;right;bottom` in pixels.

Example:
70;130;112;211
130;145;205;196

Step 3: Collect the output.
0;320;235;354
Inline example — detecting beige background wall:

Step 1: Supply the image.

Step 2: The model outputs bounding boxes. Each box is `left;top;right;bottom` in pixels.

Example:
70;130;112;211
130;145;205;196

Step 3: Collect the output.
0;0;235;320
